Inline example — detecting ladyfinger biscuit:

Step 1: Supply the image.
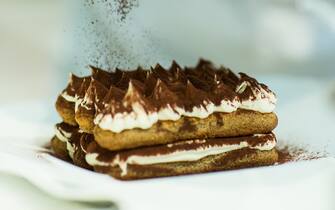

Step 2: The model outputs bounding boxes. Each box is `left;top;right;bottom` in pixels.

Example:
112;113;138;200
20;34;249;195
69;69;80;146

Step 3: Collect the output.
94;109;278;151
86;133;278;180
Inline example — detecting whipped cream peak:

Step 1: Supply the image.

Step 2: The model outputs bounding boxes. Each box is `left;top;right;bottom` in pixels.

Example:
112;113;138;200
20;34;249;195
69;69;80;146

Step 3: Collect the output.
73;77;92;112
115;72;131;90
212;82;240;105
148;79;185;120
151;79;180;107
131;67;149;82
61;73;86;103
90;65;110;74
80;79;108;111
153;63;166;72
170;63;187;82
236;73;277;113
123;80;151;110
94;85;125;118
153;78;165;94
152;63;172;82
169;60;182;73
184;80;211;111
76;77;92;98
106;85;125;102
90;66;115;88
97;80;158;132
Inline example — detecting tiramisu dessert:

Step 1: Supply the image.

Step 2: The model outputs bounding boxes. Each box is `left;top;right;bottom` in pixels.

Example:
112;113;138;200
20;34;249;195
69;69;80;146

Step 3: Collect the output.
51;59;278;180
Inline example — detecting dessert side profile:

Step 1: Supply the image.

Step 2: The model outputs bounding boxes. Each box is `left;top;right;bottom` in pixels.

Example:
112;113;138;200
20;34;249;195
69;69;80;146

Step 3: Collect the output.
51;59;279;180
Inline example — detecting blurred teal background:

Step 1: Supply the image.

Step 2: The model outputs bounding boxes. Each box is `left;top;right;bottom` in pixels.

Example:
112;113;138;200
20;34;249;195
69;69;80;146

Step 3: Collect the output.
0;0;335;117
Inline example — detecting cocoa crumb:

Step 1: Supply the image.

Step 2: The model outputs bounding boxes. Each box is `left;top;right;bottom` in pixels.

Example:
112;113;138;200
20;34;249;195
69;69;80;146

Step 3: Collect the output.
275;141;328;165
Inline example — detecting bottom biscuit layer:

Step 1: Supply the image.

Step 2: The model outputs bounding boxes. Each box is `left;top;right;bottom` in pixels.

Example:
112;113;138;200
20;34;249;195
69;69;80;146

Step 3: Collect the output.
51;122;278;180
51;136;92;170
51;135;278;180
93;148;278;180
50;136;70;161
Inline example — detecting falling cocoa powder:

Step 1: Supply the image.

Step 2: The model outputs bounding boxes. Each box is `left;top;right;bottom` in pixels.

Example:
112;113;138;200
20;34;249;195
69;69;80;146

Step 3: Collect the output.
84;0;139;21
68;0;158;72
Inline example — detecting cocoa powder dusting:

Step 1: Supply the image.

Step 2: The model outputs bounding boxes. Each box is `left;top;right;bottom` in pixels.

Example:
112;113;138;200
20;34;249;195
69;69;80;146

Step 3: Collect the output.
84;0;138;21
275;141;328;165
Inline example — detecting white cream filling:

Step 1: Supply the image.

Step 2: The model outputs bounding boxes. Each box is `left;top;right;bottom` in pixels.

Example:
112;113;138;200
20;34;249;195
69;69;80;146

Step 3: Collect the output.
54;126;75;159
157;104;182;121
236;81;277;113
96;98;240;133
85;135;276;176
98;102;159;133
239;98;276;113
214;99;240;113
66;142;75;159
184;102;215;119
61;92;77;103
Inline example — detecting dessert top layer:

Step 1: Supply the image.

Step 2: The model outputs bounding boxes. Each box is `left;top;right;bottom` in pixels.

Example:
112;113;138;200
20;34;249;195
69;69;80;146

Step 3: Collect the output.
59;59;277;133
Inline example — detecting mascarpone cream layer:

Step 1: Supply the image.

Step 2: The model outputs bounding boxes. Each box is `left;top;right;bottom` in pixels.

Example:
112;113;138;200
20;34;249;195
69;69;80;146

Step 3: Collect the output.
54;126;75;159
